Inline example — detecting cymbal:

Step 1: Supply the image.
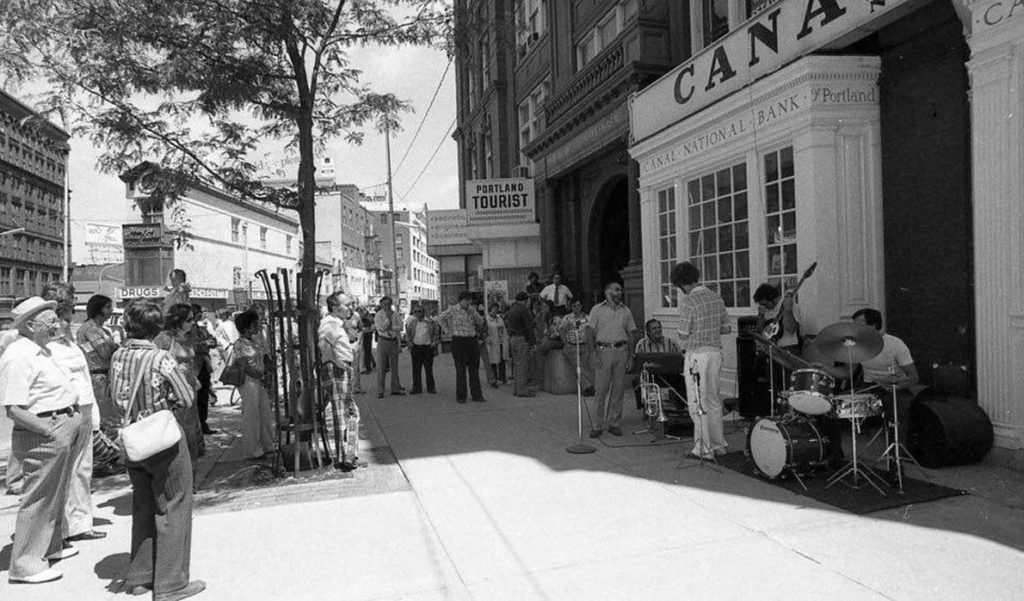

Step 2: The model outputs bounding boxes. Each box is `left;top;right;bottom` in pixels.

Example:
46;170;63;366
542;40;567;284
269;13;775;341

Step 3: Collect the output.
814;322;883;363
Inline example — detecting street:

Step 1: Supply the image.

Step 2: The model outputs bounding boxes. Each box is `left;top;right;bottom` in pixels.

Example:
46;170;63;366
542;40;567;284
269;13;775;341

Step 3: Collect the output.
2;352;1024;600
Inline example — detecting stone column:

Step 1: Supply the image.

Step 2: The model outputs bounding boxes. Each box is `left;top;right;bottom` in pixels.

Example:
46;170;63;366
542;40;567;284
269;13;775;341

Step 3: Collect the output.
620;155;646;322
964;6;1024;454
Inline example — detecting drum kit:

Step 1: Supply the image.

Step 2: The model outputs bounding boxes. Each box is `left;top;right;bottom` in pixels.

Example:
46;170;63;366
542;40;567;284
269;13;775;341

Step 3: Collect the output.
746;322;914;495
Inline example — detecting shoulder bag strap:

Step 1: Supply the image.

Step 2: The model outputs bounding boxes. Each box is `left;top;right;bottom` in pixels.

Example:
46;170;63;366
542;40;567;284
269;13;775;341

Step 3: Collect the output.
119;351;156;428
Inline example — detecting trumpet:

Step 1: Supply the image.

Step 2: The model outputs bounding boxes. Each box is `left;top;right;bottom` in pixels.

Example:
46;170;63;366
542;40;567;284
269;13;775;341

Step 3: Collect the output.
640;368;668;423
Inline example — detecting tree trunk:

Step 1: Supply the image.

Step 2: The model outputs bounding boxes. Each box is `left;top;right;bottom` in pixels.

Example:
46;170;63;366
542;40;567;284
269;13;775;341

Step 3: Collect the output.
295;103;319;427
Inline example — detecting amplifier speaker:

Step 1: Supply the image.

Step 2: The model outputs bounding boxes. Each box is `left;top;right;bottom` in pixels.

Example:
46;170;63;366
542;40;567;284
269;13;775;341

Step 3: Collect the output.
736;333;771;417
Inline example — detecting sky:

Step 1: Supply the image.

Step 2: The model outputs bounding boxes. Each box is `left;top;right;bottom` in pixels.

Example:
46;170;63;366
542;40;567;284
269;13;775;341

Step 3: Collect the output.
56;44;458;260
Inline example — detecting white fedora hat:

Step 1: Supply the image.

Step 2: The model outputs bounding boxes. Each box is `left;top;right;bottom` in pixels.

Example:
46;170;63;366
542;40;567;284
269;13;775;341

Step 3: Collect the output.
11;296;58;329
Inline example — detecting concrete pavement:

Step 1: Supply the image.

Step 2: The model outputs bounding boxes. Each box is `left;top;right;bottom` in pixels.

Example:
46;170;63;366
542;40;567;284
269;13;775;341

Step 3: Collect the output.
2;350;1023;600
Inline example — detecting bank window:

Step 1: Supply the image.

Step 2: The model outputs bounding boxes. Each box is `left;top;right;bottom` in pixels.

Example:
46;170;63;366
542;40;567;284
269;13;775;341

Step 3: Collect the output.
658;186;678;308
576;2;632;71
260;227;268;249
764;146;797;290
687;162;750;308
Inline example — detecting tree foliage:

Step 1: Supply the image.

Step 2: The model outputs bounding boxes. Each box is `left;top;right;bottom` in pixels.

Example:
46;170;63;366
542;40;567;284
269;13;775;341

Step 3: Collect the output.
1;0;452;424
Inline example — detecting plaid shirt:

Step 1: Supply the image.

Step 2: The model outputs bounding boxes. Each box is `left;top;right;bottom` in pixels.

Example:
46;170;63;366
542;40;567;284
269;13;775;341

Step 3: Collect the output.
678;285;730;351
439;305;484;337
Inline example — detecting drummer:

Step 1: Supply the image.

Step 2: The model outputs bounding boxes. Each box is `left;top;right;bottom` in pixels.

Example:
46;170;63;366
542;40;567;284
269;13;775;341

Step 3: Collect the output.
852;309;919;444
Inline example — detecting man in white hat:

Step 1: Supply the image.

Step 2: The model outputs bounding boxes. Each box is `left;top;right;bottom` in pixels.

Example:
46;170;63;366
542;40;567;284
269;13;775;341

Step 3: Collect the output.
1;296;84;584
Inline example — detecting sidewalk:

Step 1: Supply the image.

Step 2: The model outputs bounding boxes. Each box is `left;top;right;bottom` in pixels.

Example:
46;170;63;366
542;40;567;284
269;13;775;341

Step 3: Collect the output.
2;351;1023;600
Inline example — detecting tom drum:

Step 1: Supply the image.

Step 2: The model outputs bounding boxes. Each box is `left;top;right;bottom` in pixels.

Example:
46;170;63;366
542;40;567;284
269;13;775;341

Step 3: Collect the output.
788;368;835;415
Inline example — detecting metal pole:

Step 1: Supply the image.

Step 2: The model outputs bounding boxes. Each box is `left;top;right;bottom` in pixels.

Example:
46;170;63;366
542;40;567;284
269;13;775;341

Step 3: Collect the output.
385;120;399;301
63;167;70;281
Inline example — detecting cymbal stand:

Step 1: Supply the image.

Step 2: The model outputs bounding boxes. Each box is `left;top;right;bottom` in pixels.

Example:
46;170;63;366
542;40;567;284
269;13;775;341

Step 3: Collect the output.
678;360;720;472
566;319;595;454
878;363;924;492
768;344;776;418
825;343;886;496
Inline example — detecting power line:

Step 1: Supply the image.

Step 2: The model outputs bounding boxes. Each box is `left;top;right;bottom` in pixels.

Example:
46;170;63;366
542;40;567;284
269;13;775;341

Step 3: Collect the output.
392;57;452;178
399;118;456;203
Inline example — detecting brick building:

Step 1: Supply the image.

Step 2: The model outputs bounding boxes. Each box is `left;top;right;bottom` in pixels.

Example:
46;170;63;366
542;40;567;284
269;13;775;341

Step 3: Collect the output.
0;89;70;311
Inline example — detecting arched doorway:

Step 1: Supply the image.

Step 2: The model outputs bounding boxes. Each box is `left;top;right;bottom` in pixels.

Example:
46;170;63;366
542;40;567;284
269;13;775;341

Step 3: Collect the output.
588;176;630;303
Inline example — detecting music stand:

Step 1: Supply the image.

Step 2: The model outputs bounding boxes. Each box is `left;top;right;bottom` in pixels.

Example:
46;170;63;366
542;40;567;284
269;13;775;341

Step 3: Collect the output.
630;353;687;440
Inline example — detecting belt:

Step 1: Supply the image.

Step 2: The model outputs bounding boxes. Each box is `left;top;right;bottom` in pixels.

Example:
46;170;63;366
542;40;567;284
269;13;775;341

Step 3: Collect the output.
567;341;587;346
90;369;109;375
453;335;477;340
379;335;398;341
37;405;79;418
596;341;628;348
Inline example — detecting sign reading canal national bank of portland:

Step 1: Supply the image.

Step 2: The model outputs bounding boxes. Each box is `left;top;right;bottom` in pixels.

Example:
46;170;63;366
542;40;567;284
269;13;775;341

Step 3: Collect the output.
465;178;536;225
629;0;911;144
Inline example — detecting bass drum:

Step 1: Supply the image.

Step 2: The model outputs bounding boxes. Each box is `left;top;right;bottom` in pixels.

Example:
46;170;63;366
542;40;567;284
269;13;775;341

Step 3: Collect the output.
747;416;830;479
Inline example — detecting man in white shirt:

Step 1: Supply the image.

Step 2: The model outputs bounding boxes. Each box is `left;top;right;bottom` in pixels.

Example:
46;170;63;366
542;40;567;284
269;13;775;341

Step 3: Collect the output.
213;309;240;350
539;271;573;317
1;297;84;584
853;308;919;446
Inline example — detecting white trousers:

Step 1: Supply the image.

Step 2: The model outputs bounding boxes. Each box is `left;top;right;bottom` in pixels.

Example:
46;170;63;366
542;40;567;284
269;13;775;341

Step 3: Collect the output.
63;407;95;538
683;350;727;456
240;379;275;459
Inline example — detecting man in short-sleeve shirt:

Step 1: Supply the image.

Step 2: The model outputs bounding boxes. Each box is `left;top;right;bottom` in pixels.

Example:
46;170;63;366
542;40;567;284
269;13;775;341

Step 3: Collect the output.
1;297;84;584
853;308;919;445
587;282;636;437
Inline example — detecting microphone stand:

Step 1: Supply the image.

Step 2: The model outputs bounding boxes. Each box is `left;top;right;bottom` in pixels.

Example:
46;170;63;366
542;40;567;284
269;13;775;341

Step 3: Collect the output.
678;361;720;472
566;318;596;454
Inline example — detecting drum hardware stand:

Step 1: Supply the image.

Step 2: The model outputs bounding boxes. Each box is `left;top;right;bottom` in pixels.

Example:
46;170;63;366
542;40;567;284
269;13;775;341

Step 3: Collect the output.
877;363;925;492
566;319;596;454
677;362;721;472
825;342;887;496
768;343;777;418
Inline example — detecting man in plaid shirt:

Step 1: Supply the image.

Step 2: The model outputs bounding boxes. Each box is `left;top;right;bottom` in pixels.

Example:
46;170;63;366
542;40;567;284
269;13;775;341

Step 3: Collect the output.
672;261;731;459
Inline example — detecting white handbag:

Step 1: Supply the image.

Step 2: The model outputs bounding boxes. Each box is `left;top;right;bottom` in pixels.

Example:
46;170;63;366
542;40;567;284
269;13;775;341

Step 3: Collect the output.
117;359;182;462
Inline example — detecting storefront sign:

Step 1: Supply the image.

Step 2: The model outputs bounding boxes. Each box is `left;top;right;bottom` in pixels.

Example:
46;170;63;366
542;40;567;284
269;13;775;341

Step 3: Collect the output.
118;286;163;299
427;209;472;246
190;287;230;300
122;223;168;248
465;178;536;225
630;0;912;143
640;76;877;175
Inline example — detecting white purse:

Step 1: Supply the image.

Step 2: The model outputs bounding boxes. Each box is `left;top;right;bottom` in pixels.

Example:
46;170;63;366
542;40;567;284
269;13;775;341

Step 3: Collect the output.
117;360;182;462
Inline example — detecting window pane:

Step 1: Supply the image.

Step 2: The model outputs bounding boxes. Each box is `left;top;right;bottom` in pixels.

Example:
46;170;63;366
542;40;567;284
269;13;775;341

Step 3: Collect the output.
719;281;735;307
718;225;733;251
736;280;750;307
735;192;748;220
658;191;667;214
770;246;786;275
719;254;734;279
767;215;781;244
735;222;749;249
733;165;747;191
703;228;717;253
716;169;731;196
688;180;701;205
702;201;716;226
689;205;702;230
784;244;798;274
765;152;778;182
782;212;796;241
736;251;749;277
782;179;796;210
766;183;780;214
704;256;717;280
702;0;730;46
701;175;715;200
781;146;794;178
718;197;732;222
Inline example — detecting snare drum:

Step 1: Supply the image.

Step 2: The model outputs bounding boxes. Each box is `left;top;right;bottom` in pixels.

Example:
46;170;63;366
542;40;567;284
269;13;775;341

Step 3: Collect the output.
747;415;831;479
788;368;835;415
834;393;882;419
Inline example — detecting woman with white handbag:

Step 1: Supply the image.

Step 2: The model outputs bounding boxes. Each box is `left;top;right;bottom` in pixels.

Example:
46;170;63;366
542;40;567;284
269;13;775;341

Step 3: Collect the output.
110;302;205;601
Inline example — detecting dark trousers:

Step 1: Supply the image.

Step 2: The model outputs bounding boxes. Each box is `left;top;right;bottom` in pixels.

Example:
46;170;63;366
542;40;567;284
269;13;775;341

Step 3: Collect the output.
126;431;194;594
362;331;375;371
376;338;402;393
509;336;531;395
9;410;81;579
196;362;212;428
410;345;436;393
451;336;483;402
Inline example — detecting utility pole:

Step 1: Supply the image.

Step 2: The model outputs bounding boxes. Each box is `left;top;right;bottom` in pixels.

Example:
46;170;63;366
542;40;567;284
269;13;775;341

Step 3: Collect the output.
385;120;400;303
63;165;70;281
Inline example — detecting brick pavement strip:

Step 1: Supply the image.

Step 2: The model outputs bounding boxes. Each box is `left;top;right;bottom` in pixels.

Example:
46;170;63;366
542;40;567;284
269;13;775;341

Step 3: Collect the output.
1;350;1023;600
